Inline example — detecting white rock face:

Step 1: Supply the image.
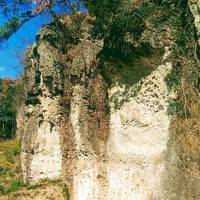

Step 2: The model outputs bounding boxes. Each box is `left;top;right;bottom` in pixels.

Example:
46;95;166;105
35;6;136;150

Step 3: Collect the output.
21;52;173;199
70;85;84;151
20;17;176;198
108;63;172;156
73;158;100;200
21;97;62;182
68;49;173;199
107;62;172;199
69;85;105;200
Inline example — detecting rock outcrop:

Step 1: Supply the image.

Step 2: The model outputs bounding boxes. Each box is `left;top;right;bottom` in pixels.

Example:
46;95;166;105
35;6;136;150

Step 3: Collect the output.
19;1;200;199
21;27;64;182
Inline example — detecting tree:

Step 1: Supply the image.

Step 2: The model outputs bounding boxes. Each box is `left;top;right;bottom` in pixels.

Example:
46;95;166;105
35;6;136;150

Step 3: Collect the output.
0;0;83;43
0;0;128;43
0;0;53;43
0;78;24;138
0;0;139;45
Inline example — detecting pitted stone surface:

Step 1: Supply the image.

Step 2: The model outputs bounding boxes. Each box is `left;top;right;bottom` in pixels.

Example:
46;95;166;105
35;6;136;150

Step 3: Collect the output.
21;25;64;183
19;8;200;200
20;29;174;199
107;61;172;199
21;97;62;182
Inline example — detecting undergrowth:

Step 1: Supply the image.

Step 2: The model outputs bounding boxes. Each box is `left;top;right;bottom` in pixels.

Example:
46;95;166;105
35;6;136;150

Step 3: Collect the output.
163;0;200;179
0;139;24;195
0;139;69;197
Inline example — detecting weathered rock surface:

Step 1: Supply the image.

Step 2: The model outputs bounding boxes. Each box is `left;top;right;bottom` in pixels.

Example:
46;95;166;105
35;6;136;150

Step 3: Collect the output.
18;2;200;199
189;0;200;45
21;27;64;183
107;62;172;199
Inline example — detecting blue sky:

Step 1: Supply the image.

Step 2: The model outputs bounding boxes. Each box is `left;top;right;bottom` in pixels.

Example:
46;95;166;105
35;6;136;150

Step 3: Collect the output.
0;13;51;79
0;1;85;79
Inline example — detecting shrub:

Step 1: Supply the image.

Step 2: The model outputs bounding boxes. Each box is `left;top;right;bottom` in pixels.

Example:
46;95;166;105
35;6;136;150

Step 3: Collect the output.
4;181;25;194
0;78;25;139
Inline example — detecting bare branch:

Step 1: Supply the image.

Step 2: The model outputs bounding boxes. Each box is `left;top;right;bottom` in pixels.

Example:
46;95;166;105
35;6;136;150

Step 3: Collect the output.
0;0;53;43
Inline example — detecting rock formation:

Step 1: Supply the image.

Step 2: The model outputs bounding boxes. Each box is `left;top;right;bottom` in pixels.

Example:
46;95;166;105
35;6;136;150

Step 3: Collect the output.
19;1;200;199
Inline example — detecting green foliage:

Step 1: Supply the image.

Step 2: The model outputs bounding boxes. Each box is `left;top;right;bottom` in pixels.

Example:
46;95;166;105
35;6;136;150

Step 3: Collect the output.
0;180;25;194
166;62;182;88
83;0;146;58
0;140;23;195
0;18;20;40
84;0;122;37
163;0;200;120
59;13;84;48
0;0;84;42
0;79;25;138
62;184;70;200
41;13;84;53
3;145;21;164
3;181;25;194
103;8;145;56
167;101;185;116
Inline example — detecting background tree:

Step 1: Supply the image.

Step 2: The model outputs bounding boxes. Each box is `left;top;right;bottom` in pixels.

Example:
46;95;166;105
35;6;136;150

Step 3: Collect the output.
0;0;83;43
0;78;24;138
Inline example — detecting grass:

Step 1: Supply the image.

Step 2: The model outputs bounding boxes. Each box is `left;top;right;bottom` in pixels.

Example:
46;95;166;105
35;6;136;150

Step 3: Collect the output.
0;139;69;198
0;139;24;195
